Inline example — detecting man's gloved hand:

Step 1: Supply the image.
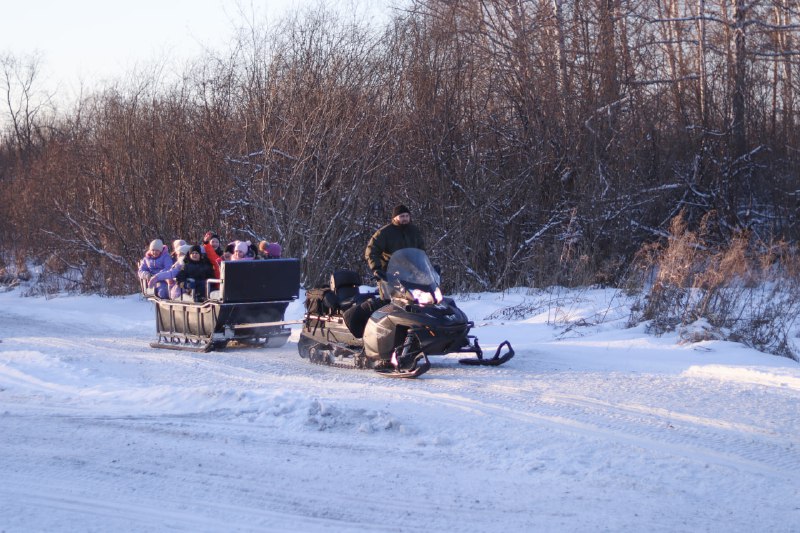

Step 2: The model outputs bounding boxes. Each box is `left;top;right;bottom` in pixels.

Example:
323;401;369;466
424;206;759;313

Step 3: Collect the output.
373;270;387;281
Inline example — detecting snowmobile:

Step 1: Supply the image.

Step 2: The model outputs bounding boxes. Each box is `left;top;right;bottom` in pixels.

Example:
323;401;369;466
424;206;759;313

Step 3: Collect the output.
298;248;514;378
144;259;301;352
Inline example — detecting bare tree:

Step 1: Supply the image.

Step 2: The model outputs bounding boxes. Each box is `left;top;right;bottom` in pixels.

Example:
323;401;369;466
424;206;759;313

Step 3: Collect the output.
2;0;800;294
0;52;52;154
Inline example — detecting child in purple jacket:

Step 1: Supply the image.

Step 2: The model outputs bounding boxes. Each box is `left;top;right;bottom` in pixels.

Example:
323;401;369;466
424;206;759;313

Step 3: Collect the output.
138;239;172;298
148;244;192;299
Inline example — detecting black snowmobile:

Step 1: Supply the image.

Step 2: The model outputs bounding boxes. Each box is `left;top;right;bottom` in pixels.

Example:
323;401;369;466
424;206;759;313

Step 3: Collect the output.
298;248;514;378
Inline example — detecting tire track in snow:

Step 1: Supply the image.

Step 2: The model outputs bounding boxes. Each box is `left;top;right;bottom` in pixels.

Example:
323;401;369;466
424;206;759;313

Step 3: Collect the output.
0;478;384;533
20;330;799;477
0;411;524;533
201;347;800;480
540;392;800;475
381;375;800;480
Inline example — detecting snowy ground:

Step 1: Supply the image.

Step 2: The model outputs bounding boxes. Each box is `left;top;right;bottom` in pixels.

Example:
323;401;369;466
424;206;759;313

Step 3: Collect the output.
0;286;798;532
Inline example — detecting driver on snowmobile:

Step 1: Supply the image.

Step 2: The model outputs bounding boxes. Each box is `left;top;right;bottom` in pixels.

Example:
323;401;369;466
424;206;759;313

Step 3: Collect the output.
364;204;425;280
343;205;426;353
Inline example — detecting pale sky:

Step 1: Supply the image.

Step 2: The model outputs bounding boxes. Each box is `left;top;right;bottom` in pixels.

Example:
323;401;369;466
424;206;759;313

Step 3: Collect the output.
1;0;391;106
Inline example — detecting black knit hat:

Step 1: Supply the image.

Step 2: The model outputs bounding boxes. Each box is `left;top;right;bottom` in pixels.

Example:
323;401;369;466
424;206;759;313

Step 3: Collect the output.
392;204;410;218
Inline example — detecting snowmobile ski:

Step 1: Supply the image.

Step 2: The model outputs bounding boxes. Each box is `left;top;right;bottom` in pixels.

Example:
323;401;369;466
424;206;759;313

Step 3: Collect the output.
373;364;430;378
459;339;515;366
373;353;431;378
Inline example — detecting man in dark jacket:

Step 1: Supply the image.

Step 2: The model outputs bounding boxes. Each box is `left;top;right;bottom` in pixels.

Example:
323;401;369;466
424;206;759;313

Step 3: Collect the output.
365;204;425;279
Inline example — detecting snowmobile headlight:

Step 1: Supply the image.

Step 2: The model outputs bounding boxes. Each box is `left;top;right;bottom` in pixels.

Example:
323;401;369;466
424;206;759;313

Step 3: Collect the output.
411;287;443;305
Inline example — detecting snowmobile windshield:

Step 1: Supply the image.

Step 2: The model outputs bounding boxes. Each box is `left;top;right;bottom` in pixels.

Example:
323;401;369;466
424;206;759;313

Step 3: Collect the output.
386;248;442;304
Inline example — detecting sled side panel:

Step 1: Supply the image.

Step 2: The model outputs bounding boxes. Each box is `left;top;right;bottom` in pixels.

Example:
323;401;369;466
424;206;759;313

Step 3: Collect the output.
154;300;218;337
220;259;300;303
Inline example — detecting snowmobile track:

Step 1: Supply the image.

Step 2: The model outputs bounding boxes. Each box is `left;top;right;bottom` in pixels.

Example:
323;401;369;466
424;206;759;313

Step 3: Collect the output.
385;382;800;479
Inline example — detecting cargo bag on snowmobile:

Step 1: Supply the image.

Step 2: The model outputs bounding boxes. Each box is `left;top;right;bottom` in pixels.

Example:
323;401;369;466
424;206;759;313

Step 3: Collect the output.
304;287;339;316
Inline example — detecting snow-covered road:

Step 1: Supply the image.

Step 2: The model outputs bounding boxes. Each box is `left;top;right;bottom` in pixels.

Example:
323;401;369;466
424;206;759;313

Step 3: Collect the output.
1;290;798;532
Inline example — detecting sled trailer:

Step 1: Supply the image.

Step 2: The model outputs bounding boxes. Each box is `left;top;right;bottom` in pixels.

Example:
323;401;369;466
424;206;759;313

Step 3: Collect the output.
148;259;300;352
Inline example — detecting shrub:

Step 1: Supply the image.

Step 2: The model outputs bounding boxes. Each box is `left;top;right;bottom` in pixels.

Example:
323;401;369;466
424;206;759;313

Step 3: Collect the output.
627;211;800;361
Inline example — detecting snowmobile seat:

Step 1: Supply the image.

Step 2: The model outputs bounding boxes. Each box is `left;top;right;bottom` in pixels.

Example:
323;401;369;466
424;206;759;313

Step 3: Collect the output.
329;269;370;311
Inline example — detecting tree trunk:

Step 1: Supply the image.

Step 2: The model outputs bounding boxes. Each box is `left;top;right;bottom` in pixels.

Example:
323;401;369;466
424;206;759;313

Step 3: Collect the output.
696;0;708;130
731;0;747;157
